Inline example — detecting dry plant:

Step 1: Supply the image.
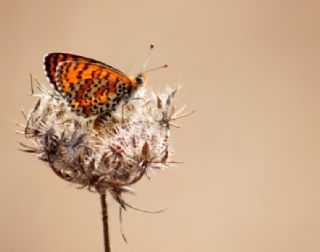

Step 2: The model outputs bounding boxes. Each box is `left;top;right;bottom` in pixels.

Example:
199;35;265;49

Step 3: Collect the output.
18;74;192;251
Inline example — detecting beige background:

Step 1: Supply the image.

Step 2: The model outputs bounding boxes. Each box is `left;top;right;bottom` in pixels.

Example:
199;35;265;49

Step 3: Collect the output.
1;0;320;251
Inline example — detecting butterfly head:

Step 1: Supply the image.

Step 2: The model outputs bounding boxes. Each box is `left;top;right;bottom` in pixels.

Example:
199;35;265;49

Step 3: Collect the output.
134;73;147;87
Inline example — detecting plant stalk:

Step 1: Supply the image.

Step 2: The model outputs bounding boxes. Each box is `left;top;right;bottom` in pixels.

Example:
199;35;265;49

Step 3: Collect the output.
100;193;111;252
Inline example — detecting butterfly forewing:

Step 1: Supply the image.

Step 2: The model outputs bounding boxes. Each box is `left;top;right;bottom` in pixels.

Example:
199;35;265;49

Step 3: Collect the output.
55;60;135;117
44;53;129;88
44;53;106;88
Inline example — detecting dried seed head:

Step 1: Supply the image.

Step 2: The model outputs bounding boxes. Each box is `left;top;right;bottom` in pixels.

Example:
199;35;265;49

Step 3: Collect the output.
20;79;189;206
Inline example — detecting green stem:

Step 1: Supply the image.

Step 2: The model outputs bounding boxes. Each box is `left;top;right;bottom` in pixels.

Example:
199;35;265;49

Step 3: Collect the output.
100;193;111;252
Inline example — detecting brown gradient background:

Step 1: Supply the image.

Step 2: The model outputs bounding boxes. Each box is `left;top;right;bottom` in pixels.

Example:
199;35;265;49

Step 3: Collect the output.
1;0;320;251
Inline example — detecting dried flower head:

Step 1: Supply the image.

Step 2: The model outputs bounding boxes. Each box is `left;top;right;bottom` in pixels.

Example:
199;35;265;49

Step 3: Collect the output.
20;77;191;208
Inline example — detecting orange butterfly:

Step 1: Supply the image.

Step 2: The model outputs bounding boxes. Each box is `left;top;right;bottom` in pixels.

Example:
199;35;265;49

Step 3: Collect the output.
44;53;147;118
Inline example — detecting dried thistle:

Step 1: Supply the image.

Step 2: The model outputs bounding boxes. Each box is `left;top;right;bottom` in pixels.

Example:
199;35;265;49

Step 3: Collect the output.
18;73;192;249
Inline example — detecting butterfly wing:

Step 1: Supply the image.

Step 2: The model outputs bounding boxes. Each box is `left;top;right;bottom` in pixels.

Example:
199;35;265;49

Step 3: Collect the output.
44;53;126;90
55;61;135;117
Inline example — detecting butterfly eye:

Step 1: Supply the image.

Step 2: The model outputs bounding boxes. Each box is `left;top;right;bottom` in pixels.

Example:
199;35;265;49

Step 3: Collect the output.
135;74;145;85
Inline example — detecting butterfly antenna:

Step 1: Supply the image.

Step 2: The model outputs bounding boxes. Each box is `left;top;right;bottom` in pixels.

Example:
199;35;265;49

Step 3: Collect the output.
141;44;155;72
139;44;169;79
142;64;169;74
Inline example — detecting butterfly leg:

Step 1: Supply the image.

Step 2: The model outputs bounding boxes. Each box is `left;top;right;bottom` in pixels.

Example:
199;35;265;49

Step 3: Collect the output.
121;101;129;124
93;113;112;130
120;97;150;123
131;97;152;113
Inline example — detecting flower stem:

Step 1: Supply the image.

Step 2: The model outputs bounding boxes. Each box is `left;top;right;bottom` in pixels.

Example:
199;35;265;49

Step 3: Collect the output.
100;193;111;252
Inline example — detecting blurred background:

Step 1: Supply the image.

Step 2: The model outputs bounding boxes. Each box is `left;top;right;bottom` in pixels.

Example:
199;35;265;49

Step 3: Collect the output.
1;0;320;251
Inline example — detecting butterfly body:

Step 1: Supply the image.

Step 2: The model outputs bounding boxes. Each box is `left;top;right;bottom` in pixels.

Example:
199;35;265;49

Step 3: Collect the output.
44;53;145;118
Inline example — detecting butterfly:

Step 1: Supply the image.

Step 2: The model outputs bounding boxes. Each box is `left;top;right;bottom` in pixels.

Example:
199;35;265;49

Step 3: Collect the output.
44;52;147;118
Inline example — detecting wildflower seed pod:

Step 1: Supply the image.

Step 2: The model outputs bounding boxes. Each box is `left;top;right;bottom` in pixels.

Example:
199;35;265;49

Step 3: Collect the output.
21;79;188;206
